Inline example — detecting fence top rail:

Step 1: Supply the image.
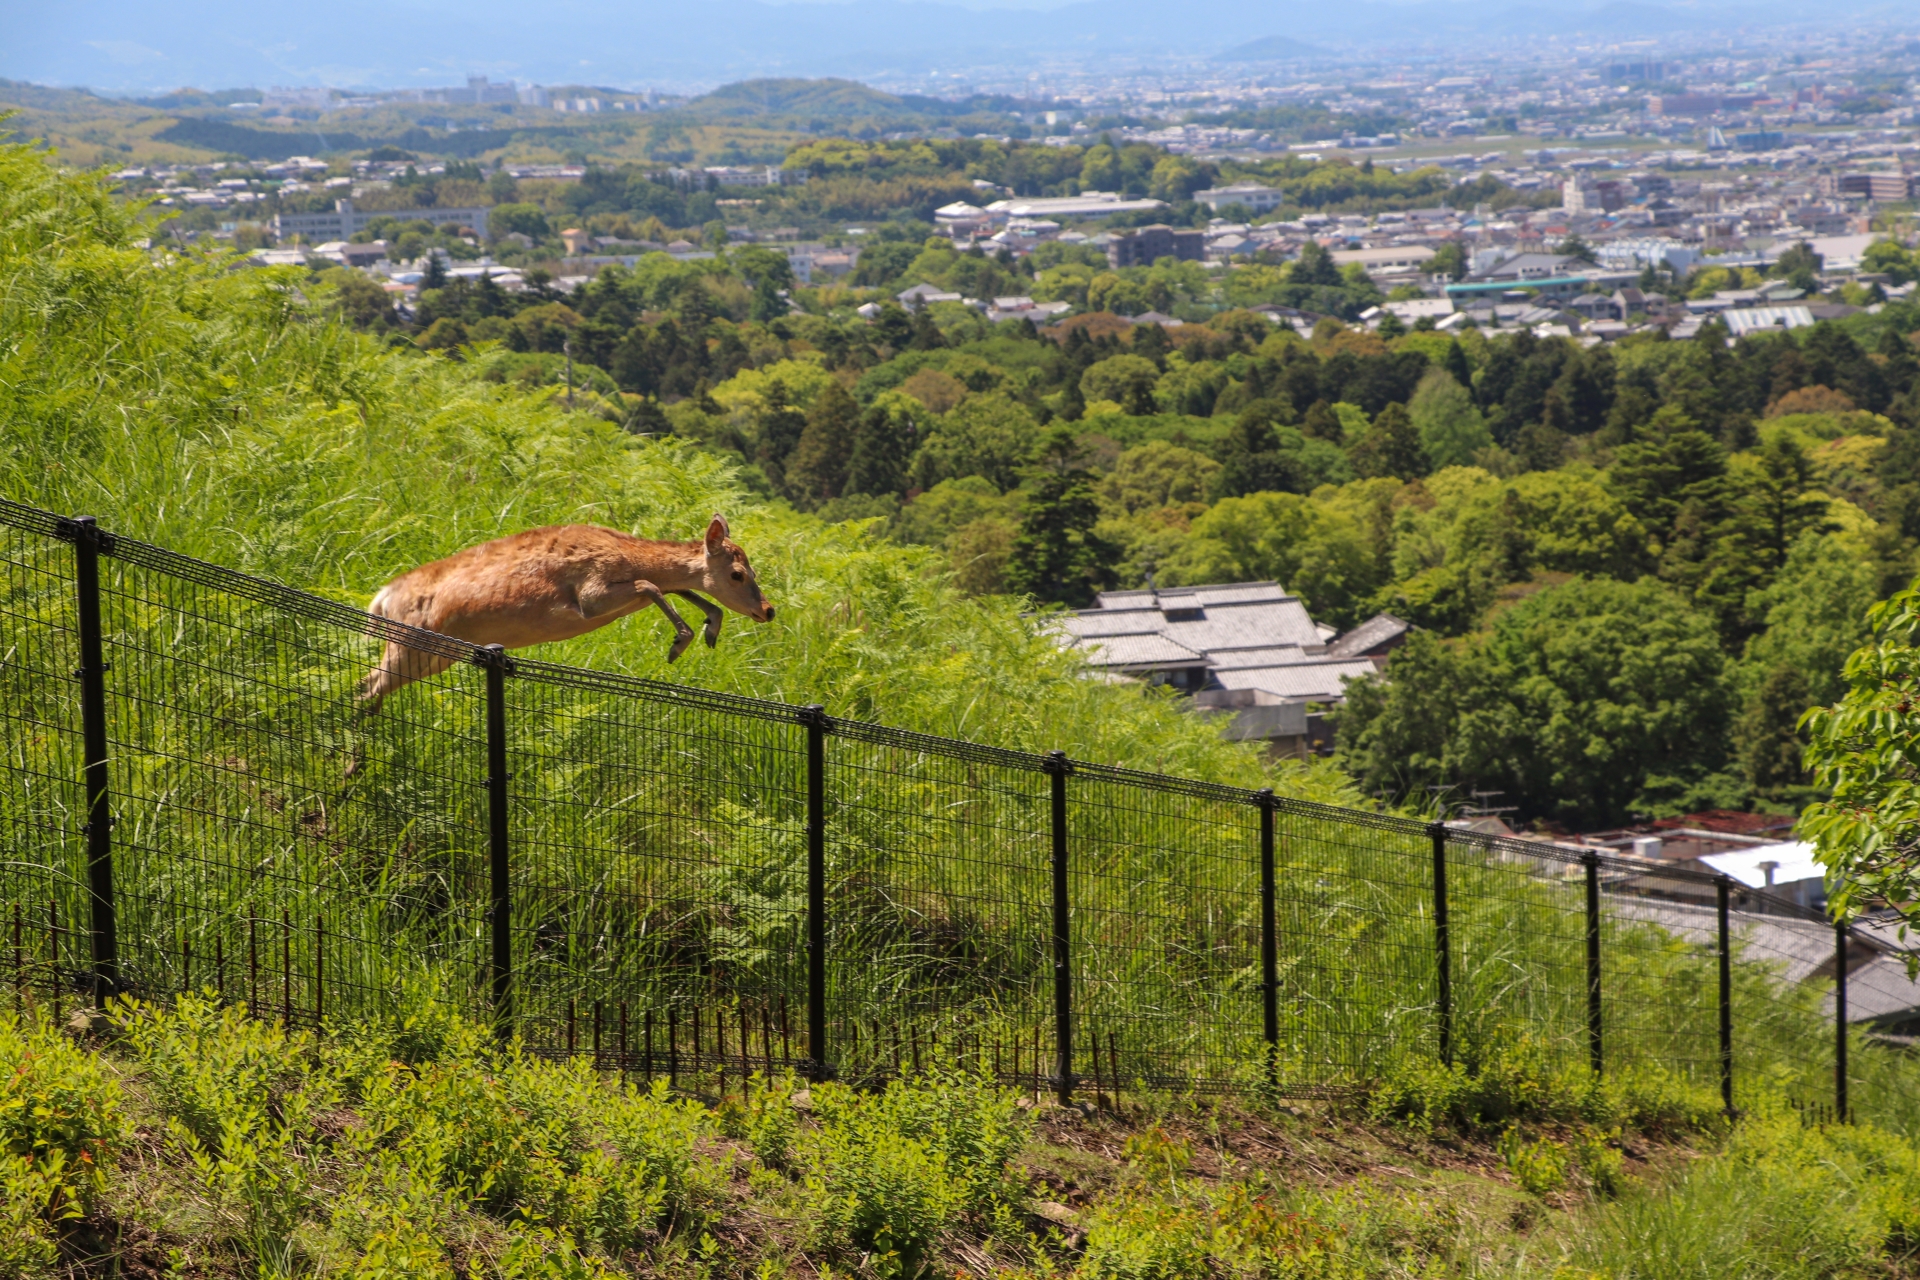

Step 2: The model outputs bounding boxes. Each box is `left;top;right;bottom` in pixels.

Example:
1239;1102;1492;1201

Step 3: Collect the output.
0;498;1853;937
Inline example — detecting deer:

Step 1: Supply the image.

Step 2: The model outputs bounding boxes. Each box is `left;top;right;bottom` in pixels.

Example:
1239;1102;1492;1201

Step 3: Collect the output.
356;514;774;712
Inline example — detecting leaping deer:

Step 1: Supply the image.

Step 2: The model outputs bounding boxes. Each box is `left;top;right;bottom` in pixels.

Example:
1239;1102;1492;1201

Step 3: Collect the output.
357;514;774;711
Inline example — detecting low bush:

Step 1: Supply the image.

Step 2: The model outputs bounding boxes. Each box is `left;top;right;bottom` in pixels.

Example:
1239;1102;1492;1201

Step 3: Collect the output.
0;1011;125;1271
803;1067;1028;1275
1363;1037;1723;1137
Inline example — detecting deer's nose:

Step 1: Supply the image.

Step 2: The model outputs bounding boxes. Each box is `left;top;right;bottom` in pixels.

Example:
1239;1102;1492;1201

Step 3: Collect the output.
762;604;776;621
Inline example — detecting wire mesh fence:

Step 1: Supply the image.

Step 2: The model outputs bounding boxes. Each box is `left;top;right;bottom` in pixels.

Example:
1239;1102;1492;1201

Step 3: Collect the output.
0;496;1909;1115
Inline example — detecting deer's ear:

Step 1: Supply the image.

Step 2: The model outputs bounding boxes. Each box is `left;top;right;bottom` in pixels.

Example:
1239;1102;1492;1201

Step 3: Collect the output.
704;513;730;552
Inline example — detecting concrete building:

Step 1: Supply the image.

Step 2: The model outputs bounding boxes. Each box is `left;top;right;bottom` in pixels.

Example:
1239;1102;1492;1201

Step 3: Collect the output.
1331;245;1437;275
985;193;1168;221
1107;224;1205;268
1837;173;1917;201
1193;183;1285;213
273;199;493;243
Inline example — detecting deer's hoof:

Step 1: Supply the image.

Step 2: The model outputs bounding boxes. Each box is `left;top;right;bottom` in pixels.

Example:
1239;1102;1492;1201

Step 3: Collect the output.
668;632;694;662
704;626;720;649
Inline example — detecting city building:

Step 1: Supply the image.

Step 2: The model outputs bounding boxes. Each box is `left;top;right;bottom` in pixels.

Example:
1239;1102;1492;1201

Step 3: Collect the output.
273;199;494;243
1107;224;1205;268
985;193;1167;221
1192;183;1286;213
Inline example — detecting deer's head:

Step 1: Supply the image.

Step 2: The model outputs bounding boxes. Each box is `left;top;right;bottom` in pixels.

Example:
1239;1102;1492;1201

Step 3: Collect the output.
701;514;774;622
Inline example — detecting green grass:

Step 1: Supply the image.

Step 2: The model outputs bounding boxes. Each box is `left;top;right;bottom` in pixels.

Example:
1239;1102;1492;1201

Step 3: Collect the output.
3;994;1920;1277
3;136;1916;1109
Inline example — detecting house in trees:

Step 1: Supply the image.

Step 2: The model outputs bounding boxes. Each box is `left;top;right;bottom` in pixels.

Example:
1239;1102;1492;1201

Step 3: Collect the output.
1047;582;1399;756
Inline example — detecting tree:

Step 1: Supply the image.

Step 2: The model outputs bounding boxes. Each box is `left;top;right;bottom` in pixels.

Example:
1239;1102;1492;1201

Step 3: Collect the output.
1338;577;1734;826
1741;437;1834;575
785;381;861;508
1079;354;1160;415
1348;403;1425;480
749;274;787;323
872;304;913;350
487;203;551;241
327;269;395;330
1554;235;1598;265
1290;241;1343;288
909;308;946;351
1098;441;1221;514
1774;241;1823;292
1608;427;1728;545
1299;399;1342;442
1735;662;1814;796
422;251;449;291
1168;491;1384;626
1429;241;1468;281
908;392;1038;493
845;404;916;499
1802;582;1920;921
1005;430;1115;607
1408;369;1491;470
753;382;808;493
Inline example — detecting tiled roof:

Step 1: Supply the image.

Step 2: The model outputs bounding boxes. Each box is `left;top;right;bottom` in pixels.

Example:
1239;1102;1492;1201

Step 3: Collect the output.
1210;660;1379;701
1051;582;1387;706
1074;632;1208;668
1326;614;1409;658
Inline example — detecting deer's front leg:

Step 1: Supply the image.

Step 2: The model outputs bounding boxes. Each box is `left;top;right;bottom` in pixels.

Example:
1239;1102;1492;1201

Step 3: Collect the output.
636;580;697;662
577;578;696;660
674;590;724;648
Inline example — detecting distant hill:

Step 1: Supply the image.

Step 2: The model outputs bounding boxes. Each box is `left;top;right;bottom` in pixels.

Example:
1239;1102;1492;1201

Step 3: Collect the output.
689;78;908;117
1214;35;1329;63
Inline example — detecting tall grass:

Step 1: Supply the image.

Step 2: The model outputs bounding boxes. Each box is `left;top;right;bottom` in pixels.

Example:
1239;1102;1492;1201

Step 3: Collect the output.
2;141;1915;1110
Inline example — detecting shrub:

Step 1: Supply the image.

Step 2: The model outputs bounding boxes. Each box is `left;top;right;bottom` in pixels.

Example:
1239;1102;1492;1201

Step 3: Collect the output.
116;997;336;1261
1364;1037;1723;1136
1498;1126;1568;1196
0;1010;123;1203
803;1069;1028;1275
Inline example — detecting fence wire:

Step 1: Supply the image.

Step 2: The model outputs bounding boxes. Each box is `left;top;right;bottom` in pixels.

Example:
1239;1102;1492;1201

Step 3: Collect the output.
0;498;1913;1111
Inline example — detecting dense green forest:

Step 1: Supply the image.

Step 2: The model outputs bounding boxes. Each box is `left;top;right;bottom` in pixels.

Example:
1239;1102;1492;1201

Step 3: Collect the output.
366;210;1920;831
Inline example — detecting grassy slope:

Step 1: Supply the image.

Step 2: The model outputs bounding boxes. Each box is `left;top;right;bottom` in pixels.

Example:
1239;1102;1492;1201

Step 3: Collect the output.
0;138;1355;792
8;1001;1920;1279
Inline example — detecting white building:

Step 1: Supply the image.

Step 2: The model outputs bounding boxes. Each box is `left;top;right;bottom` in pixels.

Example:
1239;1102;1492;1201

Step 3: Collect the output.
1193;183;1286;213
984;192;1167;221
1046;582;1407;755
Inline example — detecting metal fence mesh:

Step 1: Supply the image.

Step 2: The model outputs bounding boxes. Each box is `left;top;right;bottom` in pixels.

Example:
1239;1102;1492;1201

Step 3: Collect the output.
0;498;1911;1112
825;726;1052;1087
0;517;85;1007
1070;768;1262;1093
1270;804;1436;1092
504;662;807;1084
95;537;494;1028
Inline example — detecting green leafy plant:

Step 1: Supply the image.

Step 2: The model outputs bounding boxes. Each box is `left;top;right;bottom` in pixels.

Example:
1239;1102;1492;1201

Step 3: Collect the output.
803;1069;1028;1276
1497;1126;1569;1196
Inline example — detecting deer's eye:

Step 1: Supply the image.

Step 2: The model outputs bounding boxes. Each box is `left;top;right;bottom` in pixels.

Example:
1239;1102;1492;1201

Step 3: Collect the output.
731;570;744;582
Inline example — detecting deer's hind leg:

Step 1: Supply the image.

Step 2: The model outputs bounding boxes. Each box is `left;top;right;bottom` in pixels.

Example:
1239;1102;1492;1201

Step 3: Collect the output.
674;590;724;648
356;640;457;715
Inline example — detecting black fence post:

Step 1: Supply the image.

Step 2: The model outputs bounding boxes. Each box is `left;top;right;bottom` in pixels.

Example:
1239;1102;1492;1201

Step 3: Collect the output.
67;516;118;1006
1717;875;1733;1117
804;704;828;1082
478;644;513;1042
1429;821;1450;1067
1257;789;1278;1088
1584;851;1602;1077
1047;750;1073;1106
1835;919;1849;1123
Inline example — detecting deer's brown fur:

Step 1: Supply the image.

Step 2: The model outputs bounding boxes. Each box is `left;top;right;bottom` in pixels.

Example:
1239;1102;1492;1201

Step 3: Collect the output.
357;514;772;710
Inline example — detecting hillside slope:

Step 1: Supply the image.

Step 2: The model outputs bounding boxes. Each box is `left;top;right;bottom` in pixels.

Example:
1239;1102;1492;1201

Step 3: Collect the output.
0;139;1352;796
